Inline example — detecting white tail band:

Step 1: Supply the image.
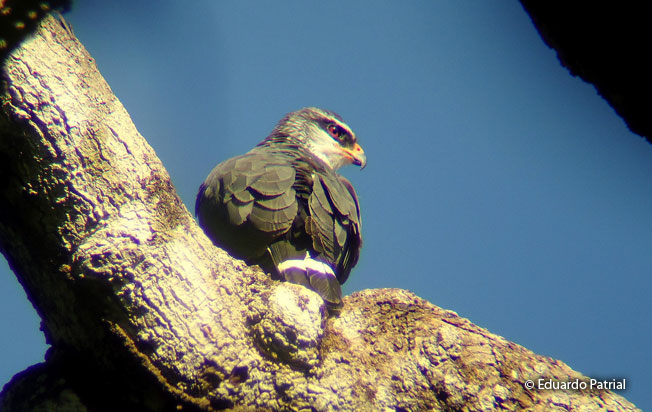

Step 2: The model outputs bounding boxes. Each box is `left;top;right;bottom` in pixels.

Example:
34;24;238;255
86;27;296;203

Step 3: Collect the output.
277;253;335;278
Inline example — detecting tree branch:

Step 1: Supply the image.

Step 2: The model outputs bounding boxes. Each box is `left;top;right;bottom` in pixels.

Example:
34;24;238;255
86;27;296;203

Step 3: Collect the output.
0;13;640;411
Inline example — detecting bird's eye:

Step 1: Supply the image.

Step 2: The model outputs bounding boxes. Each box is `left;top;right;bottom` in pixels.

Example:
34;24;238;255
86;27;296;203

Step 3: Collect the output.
327;124;341;139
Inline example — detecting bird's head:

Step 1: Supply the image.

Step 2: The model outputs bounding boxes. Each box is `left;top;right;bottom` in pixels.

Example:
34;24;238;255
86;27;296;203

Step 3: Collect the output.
266;107;366;171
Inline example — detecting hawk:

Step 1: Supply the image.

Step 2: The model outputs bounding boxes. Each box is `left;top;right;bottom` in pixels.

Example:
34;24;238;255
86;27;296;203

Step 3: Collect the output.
196;107;365;309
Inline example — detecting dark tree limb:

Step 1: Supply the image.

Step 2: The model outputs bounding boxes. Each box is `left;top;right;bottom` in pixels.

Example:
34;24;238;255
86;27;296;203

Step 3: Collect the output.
0;13;640;412
519;1;652;144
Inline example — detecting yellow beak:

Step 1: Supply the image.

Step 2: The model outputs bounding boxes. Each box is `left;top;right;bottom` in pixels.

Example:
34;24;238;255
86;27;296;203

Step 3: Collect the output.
342;143;367;169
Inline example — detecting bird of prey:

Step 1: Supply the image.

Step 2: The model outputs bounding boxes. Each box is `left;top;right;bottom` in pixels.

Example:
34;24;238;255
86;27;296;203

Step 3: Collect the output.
196;107;365;309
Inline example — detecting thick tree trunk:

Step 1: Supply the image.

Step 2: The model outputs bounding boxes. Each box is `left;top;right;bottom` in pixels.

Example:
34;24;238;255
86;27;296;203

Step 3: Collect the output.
0;13;640;412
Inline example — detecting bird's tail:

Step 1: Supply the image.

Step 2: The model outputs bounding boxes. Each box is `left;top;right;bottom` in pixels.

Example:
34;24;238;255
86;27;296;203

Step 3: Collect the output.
268;245;342;309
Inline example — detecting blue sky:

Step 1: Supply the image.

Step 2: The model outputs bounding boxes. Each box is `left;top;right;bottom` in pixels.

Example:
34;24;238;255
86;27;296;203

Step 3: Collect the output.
1;1;650;409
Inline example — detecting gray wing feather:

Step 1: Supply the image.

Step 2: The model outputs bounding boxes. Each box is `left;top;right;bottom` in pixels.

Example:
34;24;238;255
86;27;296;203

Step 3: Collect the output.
307;172;362;284
197;149;362;288
196;151;298;261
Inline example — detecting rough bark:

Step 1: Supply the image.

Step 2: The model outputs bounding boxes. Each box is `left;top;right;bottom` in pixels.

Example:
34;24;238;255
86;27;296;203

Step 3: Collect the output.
0;13;640;412
0;0;71;62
